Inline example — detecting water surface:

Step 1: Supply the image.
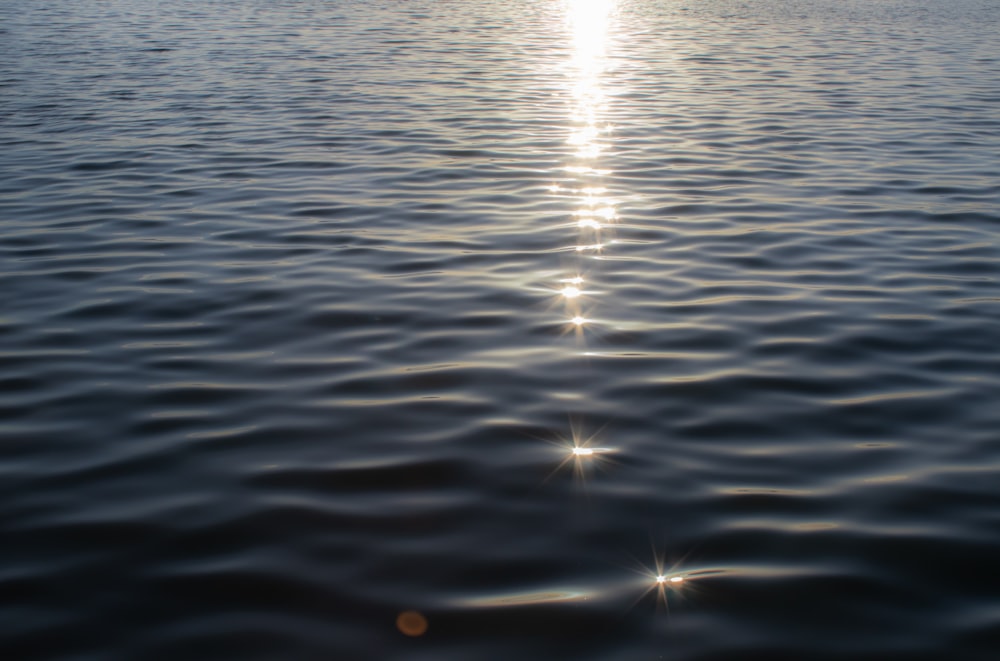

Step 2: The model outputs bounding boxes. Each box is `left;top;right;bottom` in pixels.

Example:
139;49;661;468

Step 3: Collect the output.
2;0;1000;659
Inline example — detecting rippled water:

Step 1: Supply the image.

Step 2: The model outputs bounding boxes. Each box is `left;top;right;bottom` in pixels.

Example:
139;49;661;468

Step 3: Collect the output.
2;0;999;658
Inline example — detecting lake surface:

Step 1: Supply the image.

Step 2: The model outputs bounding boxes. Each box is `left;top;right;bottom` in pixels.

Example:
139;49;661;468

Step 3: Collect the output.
2;0;999;658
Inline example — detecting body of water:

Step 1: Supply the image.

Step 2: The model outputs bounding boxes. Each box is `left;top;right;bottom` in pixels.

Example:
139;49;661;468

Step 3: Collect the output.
2;0;999;659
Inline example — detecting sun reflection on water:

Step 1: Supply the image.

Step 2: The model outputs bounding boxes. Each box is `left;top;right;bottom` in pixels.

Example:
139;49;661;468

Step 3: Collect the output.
540;417;618;488
549;0;620;344
560;285;582;299
627;544;693;616
487;2;721;620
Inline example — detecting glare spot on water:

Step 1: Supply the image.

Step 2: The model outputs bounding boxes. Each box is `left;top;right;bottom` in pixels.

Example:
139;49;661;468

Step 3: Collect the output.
540;417;618;488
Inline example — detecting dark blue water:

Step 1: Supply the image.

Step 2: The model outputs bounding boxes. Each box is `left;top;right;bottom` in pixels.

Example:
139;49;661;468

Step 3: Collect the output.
2;0;999;658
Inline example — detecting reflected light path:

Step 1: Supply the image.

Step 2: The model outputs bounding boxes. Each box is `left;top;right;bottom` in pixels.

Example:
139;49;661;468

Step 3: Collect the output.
549;0;621;338
500;0;698;626
566;0;616;164
493;1;719;624
536;1;622;483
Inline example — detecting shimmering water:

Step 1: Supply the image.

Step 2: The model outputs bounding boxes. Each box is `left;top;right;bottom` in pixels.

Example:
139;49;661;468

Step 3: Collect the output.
2;0;999;658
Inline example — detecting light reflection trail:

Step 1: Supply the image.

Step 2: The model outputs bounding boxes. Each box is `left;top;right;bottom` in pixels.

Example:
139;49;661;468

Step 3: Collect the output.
549;0;621;343
518;0;708;624
532;3;622;495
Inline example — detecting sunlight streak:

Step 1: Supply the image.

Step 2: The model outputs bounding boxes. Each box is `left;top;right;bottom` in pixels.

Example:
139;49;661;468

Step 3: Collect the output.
565;0;615;171
567;0;615;69
538;1;622;348
554;0;619;336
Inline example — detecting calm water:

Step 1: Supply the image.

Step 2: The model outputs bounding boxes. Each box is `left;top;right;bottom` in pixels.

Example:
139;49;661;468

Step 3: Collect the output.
2;0;999;658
